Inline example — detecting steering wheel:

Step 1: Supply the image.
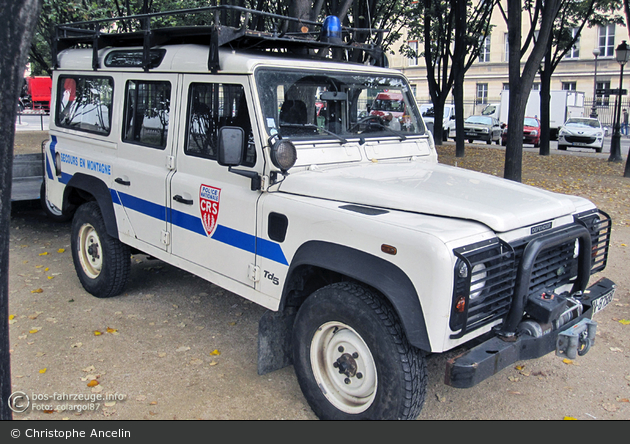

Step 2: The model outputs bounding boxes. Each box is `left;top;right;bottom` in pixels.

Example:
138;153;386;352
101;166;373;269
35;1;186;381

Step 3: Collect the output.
350;115;386;133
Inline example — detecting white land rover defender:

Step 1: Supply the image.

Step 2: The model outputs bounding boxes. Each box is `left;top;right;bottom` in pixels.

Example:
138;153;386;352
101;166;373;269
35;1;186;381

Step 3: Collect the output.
42;6;615;420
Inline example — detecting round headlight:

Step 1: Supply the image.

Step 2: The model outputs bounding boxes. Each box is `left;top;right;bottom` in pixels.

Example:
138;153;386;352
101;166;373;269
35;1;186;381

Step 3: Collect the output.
270;139;297;173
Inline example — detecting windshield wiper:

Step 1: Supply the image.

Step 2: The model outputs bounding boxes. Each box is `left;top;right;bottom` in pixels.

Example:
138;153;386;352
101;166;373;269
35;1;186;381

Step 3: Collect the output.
280;123;348;144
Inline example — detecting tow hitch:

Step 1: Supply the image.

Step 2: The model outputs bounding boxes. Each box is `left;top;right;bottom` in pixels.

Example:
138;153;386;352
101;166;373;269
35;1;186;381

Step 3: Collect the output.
556;318;597;359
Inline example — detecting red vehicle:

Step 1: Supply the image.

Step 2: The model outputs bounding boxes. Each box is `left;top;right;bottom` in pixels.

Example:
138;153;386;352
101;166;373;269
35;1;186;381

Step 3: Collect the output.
26;76;52;112
501;116;541;147
369;91;406;119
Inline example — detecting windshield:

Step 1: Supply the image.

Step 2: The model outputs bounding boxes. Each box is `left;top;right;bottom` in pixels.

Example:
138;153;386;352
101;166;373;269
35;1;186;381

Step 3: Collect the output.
465;116;493;125
524;118;539;127
565;118;600;128
255;68;425;142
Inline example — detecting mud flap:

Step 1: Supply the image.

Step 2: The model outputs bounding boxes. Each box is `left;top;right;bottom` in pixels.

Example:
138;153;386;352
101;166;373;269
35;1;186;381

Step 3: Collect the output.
257;308;296;375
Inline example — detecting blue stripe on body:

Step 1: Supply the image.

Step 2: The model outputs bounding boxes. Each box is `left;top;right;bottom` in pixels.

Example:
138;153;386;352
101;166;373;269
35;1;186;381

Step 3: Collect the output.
46;135;57;180
113;190;288;265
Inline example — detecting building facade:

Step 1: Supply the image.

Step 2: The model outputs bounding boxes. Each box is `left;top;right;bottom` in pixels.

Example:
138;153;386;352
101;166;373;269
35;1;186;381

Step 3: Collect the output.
389;4;629;127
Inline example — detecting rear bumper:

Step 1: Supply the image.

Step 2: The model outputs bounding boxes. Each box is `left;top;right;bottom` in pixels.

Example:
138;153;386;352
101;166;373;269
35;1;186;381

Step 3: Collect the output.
444;277;616;388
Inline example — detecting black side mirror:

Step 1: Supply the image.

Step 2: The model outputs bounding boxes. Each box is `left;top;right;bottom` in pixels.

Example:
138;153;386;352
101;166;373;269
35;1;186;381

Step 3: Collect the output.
217;126;245;167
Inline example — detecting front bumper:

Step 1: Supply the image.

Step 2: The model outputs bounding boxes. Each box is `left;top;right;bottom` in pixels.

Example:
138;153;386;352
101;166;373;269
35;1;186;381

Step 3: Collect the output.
444;277;616;388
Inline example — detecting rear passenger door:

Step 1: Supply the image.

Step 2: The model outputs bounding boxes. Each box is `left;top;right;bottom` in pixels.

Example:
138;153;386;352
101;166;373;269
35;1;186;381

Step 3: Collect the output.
112;74;180;250
169;76;261;286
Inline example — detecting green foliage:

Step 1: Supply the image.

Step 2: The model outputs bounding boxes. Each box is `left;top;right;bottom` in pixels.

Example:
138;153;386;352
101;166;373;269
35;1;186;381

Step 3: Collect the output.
29;0;412;74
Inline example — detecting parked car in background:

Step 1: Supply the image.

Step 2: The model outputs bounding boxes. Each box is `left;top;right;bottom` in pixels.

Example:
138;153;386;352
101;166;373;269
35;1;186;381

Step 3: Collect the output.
463;115;502;144
501;117;541;147
420;103;455;141
558;117;605;153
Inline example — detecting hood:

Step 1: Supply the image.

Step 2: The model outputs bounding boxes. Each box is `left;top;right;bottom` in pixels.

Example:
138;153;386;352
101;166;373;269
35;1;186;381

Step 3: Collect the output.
280;161;580;233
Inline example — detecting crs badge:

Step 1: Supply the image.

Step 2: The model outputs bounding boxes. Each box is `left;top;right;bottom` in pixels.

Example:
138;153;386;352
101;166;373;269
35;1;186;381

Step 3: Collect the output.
200;184;221;236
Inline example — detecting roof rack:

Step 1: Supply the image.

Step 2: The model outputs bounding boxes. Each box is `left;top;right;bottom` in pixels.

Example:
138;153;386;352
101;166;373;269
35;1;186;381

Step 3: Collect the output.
53;5;388;72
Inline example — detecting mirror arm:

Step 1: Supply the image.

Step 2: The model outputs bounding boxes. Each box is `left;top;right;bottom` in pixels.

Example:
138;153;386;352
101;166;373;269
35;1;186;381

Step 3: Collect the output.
228;167;261;191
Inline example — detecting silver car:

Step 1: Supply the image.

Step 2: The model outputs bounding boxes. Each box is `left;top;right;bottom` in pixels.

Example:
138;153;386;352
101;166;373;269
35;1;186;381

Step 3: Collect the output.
558;117;604;153
463;115;502;144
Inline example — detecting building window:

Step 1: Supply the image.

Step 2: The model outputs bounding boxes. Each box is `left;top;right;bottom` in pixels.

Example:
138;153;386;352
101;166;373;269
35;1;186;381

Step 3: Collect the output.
596;80;611;106
476;83;488;104
599;24;615;57
479;36;491;63
502;83;509;90
408;40;419;67
532;83;540;90
562;82;577;91
566;28;580;59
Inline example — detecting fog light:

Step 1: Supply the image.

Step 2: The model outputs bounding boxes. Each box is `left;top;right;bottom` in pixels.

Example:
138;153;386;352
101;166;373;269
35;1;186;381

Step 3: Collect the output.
270;139;297;173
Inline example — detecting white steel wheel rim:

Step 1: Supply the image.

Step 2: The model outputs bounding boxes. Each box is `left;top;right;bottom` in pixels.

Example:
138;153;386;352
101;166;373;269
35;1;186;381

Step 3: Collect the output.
78;223;102;279
310;321;377;414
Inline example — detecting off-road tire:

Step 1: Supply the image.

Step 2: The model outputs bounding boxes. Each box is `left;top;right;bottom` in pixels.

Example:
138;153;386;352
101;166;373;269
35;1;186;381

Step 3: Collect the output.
292;282;427;420
71;201;130;298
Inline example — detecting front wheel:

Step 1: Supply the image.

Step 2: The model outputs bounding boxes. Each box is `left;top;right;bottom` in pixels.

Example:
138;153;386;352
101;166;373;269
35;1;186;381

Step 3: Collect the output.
71;202;130;298
292;282;427;420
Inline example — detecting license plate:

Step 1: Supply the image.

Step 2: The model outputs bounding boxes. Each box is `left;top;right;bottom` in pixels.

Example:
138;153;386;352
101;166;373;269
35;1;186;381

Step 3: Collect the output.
573;142;587;146
592;288;615;315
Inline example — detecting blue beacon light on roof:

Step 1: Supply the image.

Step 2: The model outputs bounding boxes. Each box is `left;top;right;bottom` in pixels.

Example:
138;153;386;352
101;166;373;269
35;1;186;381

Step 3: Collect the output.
321;16;342;44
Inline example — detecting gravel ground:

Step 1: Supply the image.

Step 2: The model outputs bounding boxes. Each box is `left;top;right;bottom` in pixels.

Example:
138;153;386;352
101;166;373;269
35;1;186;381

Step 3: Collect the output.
5;134;630;420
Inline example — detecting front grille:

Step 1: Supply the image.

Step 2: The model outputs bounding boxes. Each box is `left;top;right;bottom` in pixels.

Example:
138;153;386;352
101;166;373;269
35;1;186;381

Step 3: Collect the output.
450;210;612;338
566;135;596;144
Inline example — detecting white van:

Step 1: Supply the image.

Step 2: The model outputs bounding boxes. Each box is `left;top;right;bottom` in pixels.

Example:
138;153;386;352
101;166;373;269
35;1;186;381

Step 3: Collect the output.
43;6;615;420
420;103;455;141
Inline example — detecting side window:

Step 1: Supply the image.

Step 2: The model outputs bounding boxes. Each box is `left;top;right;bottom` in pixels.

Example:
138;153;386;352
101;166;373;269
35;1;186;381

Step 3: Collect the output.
56;76;113;135
185;83;256;167
123;80;171;149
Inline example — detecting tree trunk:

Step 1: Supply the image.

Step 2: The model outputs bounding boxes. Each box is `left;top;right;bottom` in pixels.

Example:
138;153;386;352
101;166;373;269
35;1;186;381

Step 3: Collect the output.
539;52;552;156
452;0;466;157
0;0;43;421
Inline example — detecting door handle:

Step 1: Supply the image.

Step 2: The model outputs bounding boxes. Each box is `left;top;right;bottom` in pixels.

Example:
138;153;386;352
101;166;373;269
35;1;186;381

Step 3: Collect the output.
115;177;131;186
173;195;193;205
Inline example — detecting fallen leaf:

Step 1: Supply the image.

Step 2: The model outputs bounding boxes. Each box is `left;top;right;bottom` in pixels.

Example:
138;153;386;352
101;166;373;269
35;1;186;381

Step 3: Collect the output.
104;401;116;407
209;349;221;356
208;361;218;366
619;319;630;325
616;397;629;403
31;288;43;293
71;342;82;348
508;376;519;382
562;359;575;365
563;416;578;420
93;330;102;336
82;365;96;372
57;248;65;253
39;252;48;256
515;365;525;371
176;346;190;352
602;403;618;412
8;314;15;320
39;368;47;374
158;352;166;358
29;329;39;334
610;347;623;352
87;380;99;387
106;327;118;334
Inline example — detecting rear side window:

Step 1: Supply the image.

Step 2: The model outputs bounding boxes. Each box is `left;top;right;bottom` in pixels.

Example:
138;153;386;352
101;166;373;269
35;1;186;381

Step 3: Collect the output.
123;80;171;149
185;83;256;167
56;76;113;135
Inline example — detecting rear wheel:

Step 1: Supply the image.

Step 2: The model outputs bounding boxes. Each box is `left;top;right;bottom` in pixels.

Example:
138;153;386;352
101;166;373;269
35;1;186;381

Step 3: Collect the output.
558;145;567;151
71;202;130;298
292;282;427;420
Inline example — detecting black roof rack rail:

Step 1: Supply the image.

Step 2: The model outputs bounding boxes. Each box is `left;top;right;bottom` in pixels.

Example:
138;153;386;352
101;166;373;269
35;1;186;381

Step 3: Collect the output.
53;5;388;72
